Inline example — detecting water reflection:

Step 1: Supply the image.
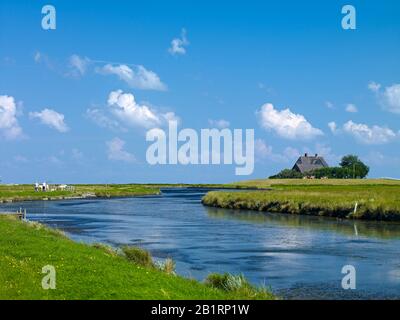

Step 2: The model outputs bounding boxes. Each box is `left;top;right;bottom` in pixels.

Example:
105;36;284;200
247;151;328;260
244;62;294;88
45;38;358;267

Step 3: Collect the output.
205;207;400;240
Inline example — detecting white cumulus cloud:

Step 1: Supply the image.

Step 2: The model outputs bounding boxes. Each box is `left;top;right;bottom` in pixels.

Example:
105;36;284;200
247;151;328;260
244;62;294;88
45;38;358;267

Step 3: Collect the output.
328;121;337;134
68;54;90;77
106;138;135;163
257;103;323;140
325;101;334;109
97;64;166;91
382;84;400;114
343;120;397;145
107;90;178;129
368;81;381;93
368;82;400;114
0;95;23;140
345;103;358;113
168;28;189;55
29;108;69;133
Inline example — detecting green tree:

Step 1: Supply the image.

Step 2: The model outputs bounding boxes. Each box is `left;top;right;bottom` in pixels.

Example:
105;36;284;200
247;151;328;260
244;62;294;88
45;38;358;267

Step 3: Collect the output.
339;155;369;179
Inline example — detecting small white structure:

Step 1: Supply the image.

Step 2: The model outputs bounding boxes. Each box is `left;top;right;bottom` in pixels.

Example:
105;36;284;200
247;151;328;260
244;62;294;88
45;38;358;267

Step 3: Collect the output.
34;182;50;192
57;184;75;191
34;182;74;192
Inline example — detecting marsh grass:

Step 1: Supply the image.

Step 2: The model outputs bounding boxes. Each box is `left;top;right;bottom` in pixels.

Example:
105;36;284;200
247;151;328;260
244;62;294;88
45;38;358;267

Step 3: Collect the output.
202;182;400;221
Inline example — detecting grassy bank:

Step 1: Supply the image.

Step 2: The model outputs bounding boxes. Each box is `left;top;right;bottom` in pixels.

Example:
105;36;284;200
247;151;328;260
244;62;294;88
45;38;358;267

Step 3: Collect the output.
0;183;255;203
203;179;400;221
0;216;275;300
0;184;160;203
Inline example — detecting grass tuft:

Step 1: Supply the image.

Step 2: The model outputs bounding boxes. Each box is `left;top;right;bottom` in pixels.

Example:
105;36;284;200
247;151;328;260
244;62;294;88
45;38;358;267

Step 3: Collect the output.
155;258;176;275
205;273;276;299
122;246;154;268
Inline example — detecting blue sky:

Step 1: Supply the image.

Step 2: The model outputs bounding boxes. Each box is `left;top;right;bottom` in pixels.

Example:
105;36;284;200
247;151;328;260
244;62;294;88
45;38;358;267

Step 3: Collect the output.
1;0;400;183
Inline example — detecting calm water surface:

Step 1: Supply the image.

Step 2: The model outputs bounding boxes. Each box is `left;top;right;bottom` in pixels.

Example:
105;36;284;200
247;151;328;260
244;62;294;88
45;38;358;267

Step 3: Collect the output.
2;188;400;299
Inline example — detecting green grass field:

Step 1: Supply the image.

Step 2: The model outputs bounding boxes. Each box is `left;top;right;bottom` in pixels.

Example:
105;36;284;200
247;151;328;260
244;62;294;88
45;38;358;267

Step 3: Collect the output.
0;216;275;300
0;184;160;202
203;179;400;221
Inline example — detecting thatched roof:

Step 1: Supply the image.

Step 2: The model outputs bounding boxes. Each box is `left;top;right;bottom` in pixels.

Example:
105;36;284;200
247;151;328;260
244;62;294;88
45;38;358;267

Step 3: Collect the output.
292;153;329;173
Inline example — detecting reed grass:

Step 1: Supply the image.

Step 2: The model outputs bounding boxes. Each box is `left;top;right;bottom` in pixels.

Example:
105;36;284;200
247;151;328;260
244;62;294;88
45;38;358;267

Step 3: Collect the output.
202;183;400;221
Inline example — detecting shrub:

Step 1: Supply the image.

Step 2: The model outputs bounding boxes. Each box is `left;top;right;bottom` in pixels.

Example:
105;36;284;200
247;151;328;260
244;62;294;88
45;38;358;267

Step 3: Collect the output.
122;246;154;267
310;167;351;179
269;169;303;179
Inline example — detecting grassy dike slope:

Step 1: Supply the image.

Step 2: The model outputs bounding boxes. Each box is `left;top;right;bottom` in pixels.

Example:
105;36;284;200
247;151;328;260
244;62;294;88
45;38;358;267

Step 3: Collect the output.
203;179;400;221
0;216;275;300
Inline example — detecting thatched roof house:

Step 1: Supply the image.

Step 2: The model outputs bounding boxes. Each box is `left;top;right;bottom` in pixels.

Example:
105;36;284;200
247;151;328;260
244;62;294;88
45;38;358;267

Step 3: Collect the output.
292;153;329;174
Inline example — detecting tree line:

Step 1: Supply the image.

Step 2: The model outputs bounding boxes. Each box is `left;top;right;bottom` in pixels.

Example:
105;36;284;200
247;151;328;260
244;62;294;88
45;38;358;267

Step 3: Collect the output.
269;155;369;179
